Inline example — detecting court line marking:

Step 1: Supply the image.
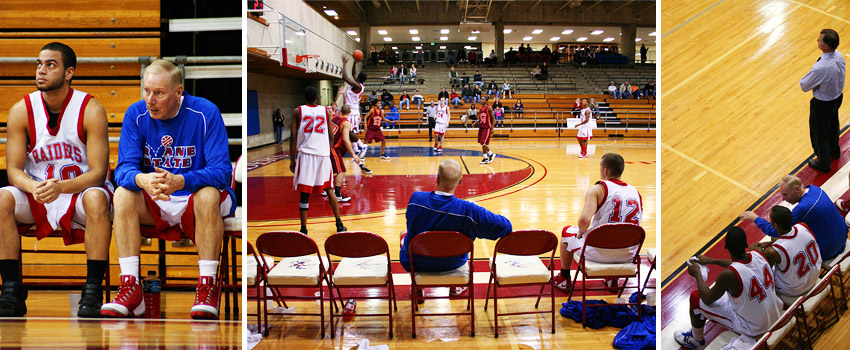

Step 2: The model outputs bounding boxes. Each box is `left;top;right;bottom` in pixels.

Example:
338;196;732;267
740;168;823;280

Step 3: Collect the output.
660;3;803;98
661;142;760;196
789;0;850;25
661;0;726;38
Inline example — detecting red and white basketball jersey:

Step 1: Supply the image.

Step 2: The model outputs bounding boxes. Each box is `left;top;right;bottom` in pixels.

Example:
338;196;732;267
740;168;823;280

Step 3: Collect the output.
580;107;592;124
728;251;782;335
296;105;331;157
772;223;822;297
590;179;643;230
24;89;91;182
436;105;450;125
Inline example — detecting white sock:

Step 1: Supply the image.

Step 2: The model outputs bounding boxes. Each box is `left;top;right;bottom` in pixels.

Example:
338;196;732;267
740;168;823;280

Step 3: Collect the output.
118;256;141;283
199;260;219;280
488;151;494;156
692;327;704;342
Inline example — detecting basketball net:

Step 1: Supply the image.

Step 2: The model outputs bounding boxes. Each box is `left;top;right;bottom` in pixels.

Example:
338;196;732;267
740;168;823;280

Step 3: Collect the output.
296;54;319;73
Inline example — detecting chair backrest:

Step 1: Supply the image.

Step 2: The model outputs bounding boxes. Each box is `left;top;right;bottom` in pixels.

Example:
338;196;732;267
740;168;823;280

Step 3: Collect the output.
494;230;558;256
583;223;645;250
325;231;389;258
233;154;245;187
409;231;474;258
255;231;320;258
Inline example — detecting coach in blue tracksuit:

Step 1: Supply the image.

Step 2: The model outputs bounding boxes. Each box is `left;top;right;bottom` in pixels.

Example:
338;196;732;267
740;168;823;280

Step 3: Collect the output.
103;60;236;320
400;159;512;284
741;175;847;261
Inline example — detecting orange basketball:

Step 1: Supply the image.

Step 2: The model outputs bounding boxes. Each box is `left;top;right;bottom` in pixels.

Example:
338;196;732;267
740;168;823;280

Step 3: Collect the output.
353;49;364;62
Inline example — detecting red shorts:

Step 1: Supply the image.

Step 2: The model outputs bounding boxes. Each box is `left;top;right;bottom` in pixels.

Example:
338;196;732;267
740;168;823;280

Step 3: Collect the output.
478;128;492;145
365;129;385;143
576;136;591;141
330;148;347;174
139;189;234;242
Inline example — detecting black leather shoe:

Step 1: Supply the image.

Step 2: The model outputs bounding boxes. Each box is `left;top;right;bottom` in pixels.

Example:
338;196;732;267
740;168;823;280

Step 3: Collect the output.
0;282;28;317
78;279;103;318
808;159;830;172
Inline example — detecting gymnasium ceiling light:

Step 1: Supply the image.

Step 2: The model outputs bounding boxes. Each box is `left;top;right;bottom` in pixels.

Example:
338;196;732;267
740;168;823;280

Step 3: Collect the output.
323;10;338;16
576;37;587;41
441;29;450;34
603;37;615;42
412;36;420;41
591;30;603;35
378;30;388;35
532;29;543;34
550;37;560;41
649;31;657;36
440;36;448;40
562;29;573;34
409;29;419;34
468;36;477;40
503;29;512;34
522;36;532;41
635;38;642;42
346;30;357;35
383;37;392;41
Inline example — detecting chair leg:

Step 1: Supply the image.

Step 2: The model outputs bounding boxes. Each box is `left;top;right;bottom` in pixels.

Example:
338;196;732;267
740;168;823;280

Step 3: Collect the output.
389;278;398;311
329;284;336;339
550;282;555;334
411;283;417;338
470;281;475;337
231;237;239;316
617;277;627;298
319;287;325;339
535;283;545;308
581;275;587;328
493;281;499;338
484;273;494;310
567;268;580;301
388;283;394;339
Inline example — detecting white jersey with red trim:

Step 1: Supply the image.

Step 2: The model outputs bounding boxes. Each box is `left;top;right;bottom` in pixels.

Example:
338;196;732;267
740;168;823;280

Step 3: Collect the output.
345;83;364;132
771;223;822;297
590;179;643;230
296;105;331;157
21;88;112;238
434;104;450;134
728;251;782;336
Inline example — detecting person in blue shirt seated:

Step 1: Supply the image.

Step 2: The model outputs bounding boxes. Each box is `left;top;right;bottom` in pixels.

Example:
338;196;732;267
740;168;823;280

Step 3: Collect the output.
400;159;512;300
104;60;236;320
740;175;847;262
385;103;400;129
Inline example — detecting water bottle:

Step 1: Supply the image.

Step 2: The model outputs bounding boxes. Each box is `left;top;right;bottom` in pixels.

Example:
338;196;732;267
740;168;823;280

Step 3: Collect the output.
142;271;162;319
342;299;357;321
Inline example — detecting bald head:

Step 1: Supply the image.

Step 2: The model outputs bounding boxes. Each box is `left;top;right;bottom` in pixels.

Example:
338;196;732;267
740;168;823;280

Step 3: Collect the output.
437;159;463;191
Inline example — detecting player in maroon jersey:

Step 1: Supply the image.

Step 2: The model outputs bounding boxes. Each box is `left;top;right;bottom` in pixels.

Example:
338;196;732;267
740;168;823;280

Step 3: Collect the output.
476;96;496;164
362;100;390;160
329;105;361;202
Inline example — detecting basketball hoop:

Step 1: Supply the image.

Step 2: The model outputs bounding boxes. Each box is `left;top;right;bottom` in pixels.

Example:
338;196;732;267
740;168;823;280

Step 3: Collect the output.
296;54;320;73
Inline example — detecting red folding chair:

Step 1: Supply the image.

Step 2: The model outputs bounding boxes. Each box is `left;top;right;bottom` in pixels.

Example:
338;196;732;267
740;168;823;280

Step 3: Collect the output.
255;231;330;338
639;248;656;296
567;223;645;327
484;229;558;337
408;231;475;338
797;264;841;346
751;296;807;350
325;231;397;338
247;242;286;334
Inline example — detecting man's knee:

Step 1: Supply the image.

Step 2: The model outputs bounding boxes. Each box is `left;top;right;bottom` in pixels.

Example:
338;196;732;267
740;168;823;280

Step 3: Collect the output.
82;189;109;218
0;190;15;215
193;187;221;211
113;187;142;213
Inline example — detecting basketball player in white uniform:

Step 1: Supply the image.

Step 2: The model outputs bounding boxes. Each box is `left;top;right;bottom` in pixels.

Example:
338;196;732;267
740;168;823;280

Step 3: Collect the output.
289;86;347;235
748;206;821;305
675;227;782;349
0;43;112;318
433;98;451;152
341;55;371;174
554;153;643;291
576;99;593;158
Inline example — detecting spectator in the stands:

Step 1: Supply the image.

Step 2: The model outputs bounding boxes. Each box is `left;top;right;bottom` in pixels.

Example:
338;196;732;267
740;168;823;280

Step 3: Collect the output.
399;90;411;110
410;64;417;81
399;64;408;84
461;72;470;86
608;82;618;99
473;71;484;89
502;80;512;99
381;89;394;109
379;48;387;63
541;62;549;79
415;51;424;67
390;65;398;81
589;98;599;118
506;47;517;64
493;98;505;128
368;90;379;104
631;84;642;99
643;82;655;99
461;84;473;104
514;99;524;118
620;81;632;99
385;102;400;129
447;54;457;67
412;90;424;109
487;81;498;99
572;98;581;116
472;85;482;104
449;66;459;88
519;43;526;53
458;47;466;64
640;43;648;64
488;50;497;64
463;103;477;129
541;45;552;55
438;87;450;101
531;65;543;80
370;47;379;65
450;89;463;108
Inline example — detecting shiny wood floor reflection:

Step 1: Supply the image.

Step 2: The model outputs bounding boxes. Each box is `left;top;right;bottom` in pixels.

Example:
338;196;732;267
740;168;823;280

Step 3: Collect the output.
0;291;241;349
247;137;657;348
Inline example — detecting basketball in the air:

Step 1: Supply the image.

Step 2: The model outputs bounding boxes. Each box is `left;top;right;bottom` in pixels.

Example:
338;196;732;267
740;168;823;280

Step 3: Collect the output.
353;50;364;62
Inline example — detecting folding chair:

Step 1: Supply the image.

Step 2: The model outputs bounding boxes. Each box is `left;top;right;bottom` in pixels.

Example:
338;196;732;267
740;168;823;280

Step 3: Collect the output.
325;231;397;338
483;229;558;337
639;248;656;296
751;297;808;350
797;264;841;346
246;242;285;334
409;231;475;338
256;231;330;338
566;223;645;327
820;238;850;310
220;154;244;318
